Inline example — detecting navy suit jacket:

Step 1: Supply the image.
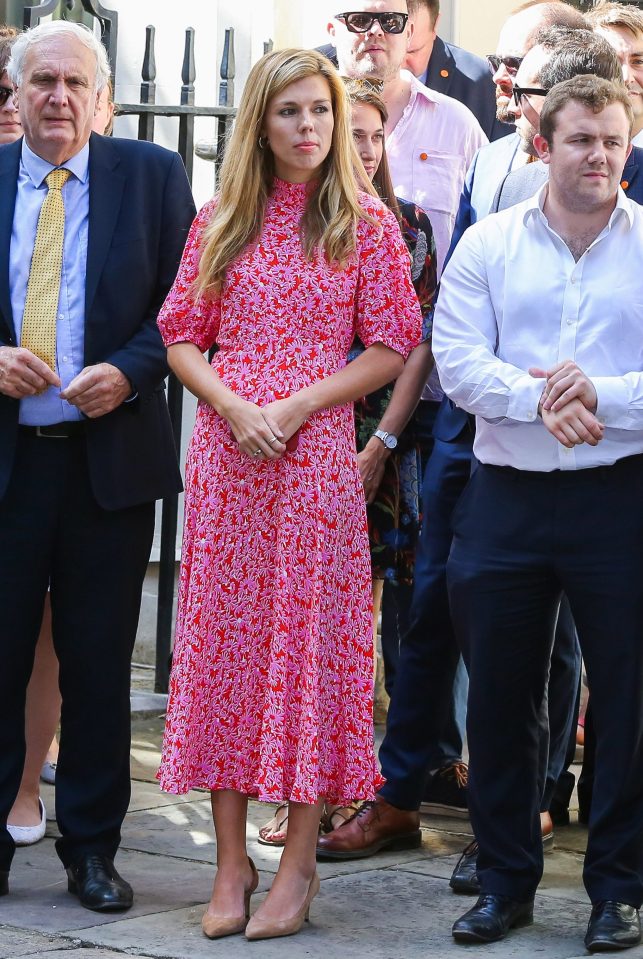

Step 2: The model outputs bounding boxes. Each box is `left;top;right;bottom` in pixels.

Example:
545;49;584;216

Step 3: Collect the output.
423;36;513;143
0;133;196;509
492;145;643;211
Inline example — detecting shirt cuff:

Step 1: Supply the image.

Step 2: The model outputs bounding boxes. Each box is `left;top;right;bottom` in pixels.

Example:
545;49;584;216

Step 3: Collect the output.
593;376;631;426
506;375;544;423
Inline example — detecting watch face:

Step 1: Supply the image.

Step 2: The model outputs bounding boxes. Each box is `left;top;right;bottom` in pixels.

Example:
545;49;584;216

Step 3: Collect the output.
384;434;397;449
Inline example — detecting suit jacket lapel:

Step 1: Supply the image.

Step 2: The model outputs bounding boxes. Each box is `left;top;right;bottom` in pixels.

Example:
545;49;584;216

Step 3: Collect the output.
426;37;454;97
622;148;640;197
85;133;126;334
0;139;22;342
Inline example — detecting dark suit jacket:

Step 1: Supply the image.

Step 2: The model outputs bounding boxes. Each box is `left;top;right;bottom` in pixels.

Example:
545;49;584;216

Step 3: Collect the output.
317;38;513;142
491;145;643;211
423;36;513;143
0;133;196;509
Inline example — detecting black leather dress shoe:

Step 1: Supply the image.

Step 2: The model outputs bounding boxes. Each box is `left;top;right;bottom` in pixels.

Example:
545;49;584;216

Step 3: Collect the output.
450;831;552;897
66;854;133;912
585;901;641;952
0;870;8;896
450;839;480;894
452;894;534;943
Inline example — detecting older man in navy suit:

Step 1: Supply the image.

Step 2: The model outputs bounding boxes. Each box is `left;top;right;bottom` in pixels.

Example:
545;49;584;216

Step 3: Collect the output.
0;21;195;911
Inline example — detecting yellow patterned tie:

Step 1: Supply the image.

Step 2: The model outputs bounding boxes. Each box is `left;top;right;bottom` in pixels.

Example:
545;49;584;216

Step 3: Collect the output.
21;168;72;371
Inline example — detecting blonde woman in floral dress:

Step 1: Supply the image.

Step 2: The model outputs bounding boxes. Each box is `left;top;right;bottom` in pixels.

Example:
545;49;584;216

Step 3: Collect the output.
156;48;421;941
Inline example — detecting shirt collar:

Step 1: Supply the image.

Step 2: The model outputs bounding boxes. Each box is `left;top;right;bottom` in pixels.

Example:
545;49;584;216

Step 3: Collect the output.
402;69;441;105
523;180;635;231
21;138;90;188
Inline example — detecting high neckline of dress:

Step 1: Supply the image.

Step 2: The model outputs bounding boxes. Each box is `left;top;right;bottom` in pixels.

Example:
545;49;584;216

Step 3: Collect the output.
271;176;315;201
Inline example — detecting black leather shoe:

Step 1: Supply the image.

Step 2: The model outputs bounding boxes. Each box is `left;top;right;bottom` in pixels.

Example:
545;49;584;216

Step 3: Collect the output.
450;839;480;894
66;854;133;912
452;894;534;943
0;870;8;896
585;901;641;952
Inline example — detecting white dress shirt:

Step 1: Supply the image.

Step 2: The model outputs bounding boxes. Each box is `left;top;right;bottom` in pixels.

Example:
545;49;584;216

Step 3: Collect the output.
433;185;643;471
386;71;488;277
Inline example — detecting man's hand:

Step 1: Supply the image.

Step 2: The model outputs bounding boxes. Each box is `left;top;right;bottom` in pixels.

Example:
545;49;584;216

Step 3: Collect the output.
529;360;598;413
60;363;132;418
541;397;604;448
0;346;60;398
357;437;389;504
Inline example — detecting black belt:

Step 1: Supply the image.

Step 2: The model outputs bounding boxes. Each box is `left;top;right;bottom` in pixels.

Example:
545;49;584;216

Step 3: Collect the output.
19;422;85;439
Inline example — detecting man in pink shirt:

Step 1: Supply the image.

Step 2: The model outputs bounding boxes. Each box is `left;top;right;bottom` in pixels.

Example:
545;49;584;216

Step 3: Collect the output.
328;0;487;274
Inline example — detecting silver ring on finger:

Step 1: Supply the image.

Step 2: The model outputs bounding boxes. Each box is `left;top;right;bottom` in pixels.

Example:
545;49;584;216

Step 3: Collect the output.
252;448;262;456
268;435;278;445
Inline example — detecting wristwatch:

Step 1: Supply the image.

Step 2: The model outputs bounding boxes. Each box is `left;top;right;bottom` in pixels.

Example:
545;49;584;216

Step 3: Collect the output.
373;429;398;450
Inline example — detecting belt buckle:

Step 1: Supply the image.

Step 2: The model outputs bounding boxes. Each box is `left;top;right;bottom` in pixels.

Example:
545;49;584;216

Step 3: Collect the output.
35;425;66;439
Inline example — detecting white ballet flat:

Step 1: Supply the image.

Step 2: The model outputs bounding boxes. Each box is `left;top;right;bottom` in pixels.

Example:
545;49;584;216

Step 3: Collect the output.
7;798;47;846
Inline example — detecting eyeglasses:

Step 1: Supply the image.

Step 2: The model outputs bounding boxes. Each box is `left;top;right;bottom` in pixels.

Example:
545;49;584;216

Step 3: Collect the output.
512;84;549;107
486;55;524;77
0;85;14;106
335;12;409;34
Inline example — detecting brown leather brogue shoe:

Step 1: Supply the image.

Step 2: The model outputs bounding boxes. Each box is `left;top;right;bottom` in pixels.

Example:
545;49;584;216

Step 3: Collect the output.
315;794;421;860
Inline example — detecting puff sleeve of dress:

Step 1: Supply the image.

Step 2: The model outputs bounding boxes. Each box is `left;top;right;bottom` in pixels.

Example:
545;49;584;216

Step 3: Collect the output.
354;195;423;359
157;199;221;353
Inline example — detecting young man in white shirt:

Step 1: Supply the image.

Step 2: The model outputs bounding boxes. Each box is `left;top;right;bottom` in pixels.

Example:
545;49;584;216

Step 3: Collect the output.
433;75;643;953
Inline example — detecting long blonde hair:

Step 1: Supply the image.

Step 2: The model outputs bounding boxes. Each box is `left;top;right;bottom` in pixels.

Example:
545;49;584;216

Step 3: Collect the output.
197;48;378;296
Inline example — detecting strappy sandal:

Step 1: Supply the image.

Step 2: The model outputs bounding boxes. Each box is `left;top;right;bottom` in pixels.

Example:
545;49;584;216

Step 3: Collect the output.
257;802;289;846
321;802;362;833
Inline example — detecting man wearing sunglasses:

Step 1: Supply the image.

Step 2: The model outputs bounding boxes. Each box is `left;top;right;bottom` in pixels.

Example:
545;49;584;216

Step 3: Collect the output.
327;0;487;277
0;27;20;146
493;26;643;212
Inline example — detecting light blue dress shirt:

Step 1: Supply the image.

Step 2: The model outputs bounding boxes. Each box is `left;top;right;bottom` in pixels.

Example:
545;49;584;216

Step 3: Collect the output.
10;139;90;425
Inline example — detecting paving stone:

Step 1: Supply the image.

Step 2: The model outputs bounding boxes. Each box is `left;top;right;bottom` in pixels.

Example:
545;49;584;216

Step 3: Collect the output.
1;841;231;935
0;927;71;958
395;847;589;902
120;800;462;878
19;952;157;959
65;870;615;959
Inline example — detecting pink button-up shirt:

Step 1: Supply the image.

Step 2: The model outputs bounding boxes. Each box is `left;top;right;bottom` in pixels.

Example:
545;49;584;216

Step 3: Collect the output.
387;71;488;278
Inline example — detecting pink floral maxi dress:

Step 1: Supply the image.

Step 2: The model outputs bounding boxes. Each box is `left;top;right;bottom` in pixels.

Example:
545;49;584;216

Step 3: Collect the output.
157;178;421;804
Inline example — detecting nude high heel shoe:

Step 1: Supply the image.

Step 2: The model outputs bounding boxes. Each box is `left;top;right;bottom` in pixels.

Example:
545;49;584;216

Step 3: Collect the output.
201;857;259;939
245;872;320;941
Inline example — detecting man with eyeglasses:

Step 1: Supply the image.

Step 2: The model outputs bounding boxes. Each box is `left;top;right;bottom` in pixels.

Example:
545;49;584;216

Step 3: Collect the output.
493;26;643;211
451;2;587;247
0;27;20;146
327;1;487;277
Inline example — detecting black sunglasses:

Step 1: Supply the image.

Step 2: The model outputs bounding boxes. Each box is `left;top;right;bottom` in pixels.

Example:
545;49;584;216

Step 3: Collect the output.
335;11;409;34
512;84;549;107
0;85;13;106
486;55;524;77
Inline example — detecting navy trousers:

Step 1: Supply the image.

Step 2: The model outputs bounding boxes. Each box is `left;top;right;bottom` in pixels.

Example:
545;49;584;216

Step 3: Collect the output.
0;433;154;871
379;434;472;807
448;458;643;905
